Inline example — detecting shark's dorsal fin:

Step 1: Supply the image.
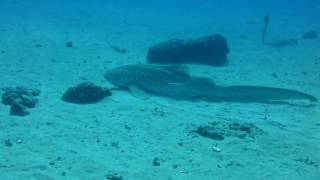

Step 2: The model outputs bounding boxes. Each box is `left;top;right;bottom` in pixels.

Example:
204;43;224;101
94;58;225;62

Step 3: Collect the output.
162;65;189;74
192;77;216;87
144;64;190;76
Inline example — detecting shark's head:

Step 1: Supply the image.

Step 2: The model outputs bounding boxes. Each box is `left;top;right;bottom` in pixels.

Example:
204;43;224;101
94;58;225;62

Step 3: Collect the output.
104;67;132;87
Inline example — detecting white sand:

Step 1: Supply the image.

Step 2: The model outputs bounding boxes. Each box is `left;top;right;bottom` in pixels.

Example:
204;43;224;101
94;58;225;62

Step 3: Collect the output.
1;1;319;179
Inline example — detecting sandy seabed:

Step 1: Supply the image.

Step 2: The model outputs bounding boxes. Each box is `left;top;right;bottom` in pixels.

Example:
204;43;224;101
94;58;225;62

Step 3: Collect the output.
1;2;320;179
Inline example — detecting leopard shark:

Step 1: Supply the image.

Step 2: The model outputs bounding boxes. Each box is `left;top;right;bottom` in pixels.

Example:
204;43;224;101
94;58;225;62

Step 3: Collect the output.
104;64;317;103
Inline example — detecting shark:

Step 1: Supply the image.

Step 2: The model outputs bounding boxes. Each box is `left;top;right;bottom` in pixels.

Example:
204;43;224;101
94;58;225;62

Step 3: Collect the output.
104;64;317;104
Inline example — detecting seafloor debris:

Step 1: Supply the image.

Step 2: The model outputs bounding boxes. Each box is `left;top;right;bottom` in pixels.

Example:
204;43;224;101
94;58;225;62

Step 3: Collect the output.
212;144;221;152
110;45;127;54
4;139;13;147
192;121;265;141
105;171;123;180
262;15;270;44
66;41;73;48
261;15;299;47
147;34;229;66
240;34;248;39
295;157;319;168
152;157;161;166
246;20;256;25
301;30;318;39
1;86;40;116
62;82;111;104
264;39;298;47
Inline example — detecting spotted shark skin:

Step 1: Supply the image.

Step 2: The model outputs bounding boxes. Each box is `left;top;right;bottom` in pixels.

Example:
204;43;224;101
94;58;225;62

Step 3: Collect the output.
104;64;317;104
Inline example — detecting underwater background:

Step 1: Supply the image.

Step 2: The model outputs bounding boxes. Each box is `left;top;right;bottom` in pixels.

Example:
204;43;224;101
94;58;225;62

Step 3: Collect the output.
1;0;319;179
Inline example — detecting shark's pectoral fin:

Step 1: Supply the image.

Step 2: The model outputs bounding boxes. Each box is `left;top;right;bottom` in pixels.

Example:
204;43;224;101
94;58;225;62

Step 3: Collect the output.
128;85;151;100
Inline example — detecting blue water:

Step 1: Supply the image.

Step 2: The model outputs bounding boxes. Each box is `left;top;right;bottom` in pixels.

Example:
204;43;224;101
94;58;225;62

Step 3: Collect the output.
1;0;319;179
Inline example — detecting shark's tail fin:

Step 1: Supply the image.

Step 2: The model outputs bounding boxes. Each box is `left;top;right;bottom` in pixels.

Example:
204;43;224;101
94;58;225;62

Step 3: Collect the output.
213;86;317;103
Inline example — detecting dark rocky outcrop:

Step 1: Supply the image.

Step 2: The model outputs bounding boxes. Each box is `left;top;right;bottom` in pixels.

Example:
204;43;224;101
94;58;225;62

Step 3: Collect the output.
1;86;40;116
147;34;229;66
62;82;111;104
